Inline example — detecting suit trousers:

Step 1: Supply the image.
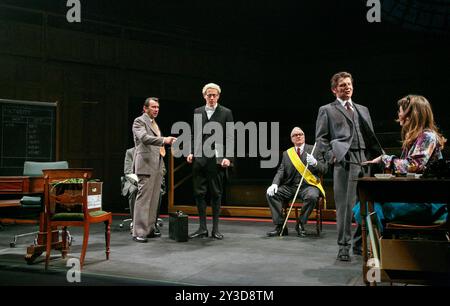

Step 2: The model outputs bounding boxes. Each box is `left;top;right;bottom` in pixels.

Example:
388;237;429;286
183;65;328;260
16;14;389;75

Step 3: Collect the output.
333;150;367;251
133;167;163;238
192;158;225;230
128;188;137;219
266;184;320;226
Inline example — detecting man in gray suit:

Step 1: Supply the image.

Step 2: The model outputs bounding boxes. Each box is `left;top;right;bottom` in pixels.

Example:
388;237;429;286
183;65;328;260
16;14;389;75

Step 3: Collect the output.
266;127;327;237
315;72;382;261
132;97;176;243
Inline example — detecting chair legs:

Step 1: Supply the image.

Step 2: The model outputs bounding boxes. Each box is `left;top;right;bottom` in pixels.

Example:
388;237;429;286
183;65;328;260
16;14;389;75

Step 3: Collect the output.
45;223;52;270
105;218;111;260
293;205;323;237
45;218;111;270
61;227;68;258
79;224;90;269
316;208;321;236
119;218;132;229
80;217;112;268
10;229;39;248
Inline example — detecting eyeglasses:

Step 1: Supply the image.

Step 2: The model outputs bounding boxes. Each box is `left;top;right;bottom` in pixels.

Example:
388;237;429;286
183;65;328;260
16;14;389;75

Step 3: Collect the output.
291;133;304;137
206;94;218;98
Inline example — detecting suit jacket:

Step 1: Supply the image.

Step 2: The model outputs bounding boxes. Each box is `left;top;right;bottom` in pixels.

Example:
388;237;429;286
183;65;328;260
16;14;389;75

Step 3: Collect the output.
191;104;234;167
273;144;327;187
132;113;165;175
121;147;137;197
315;99;383;163
124;147;135;175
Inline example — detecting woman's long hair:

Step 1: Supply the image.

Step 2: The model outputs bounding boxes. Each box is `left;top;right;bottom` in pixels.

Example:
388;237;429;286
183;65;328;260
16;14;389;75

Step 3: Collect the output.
397;95;446;150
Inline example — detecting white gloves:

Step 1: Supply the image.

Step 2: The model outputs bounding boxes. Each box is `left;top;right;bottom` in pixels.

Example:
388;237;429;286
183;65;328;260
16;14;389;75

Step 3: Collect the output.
266;184;278;196
126;173;138;184
306;153;317;167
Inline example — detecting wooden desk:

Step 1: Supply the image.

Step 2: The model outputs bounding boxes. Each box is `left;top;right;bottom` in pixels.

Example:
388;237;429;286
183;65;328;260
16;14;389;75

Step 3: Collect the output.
357;177;450;285
0;176;62;264
0;176;45;195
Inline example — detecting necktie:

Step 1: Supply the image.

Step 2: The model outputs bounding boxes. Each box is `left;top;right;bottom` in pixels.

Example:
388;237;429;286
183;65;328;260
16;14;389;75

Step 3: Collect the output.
151;119;159;134
297;147;301;157
345;101;353;115
151;120;166;157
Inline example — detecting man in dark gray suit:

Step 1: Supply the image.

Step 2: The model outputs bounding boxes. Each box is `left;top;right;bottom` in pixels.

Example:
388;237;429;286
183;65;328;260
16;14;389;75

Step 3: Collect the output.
266;127;327;237
315;72;382;261
186;83;234;240
132;97;177;243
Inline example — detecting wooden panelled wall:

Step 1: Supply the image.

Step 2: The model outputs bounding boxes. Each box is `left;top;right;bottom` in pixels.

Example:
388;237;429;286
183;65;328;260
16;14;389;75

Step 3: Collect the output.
0;5;275;212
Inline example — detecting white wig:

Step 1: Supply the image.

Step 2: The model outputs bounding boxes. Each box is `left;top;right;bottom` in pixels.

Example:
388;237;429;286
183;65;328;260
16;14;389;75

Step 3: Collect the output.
202;83;221;95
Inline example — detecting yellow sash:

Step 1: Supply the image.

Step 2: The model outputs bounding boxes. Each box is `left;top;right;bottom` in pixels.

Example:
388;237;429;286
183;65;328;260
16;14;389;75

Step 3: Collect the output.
287;147;326;207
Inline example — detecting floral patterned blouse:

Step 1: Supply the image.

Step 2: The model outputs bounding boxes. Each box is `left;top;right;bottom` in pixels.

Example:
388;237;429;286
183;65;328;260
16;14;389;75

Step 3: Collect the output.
381;129;443;174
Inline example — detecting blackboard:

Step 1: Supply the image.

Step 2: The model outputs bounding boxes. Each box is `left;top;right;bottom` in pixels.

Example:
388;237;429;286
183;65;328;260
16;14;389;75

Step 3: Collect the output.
0;99;58;175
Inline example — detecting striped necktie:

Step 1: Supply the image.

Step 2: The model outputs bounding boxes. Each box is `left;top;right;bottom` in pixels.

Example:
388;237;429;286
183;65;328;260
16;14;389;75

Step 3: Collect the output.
345;101;353;115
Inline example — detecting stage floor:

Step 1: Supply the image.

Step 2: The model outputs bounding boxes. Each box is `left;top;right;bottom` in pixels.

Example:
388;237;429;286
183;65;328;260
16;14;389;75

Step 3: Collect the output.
0;216;364;286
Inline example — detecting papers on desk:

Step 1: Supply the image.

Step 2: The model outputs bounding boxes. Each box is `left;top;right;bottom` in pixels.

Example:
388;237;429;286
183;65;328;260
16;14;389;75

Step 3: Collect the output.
126;174;138;183
374;173;422;179
406;173;422;179
374;174;394;179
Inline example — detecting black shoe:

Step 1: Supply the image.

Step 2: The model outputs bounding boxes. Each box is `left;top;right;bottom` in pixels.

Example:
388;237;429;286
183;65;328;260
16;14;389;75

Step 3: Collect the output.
353;247;362;256
337;249;351;262
266;226;288;237
188;229;208;239
211;231;224;240
147;229;161;238
295;221;307;237
133;236;148;243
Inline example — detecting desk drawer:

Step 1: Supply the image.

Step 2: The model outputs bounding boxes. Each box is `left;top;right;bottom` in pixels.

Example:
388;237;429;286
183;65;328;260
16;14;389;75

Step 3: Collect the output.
0;177;29;193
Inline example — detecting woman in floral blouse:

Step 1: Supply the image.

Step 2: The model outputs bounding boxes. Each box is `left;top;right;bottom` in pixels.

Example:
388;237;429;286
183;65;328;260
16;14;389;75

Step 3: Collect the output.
355;95;447;229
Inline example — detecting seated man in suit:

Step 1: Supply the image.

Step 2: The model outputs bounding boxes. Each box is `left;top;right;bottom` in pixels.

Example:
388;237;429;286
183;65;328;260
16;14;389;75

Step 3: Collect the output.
121;147;138;230
266;127;327;237
122;147;165;235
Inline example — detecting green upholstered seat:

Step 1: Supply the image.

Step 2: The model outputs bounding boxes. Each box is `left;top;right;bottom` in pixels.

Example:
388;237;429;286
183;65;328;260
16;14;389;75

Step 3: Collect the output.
51;210;109;221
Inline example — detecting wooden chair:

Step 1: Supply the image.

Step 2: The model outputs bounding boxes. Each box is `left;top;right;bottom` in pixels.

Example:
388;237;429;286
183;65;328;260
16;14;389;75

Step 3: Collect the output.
283;176;325;236
288;195;324;236
43;168;111;270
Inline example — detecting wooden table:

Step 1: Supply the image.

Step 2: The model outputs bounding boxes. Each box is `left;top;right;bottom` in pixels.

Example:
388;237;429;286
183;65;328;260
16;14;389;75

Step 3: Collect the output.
357;177;450;285
0;176;63;264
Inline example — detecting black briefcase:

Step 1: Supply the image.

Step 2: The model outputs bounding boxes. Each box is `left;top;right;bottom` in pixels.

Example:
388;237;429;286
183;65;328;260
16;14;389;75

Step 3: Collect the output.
169;211;188;242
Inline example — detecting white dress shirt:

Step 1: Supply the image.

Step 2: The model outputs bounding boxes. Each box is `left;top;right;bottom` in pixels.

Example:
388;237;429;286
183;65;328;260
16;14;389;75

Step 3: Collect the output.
205;104;218;120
